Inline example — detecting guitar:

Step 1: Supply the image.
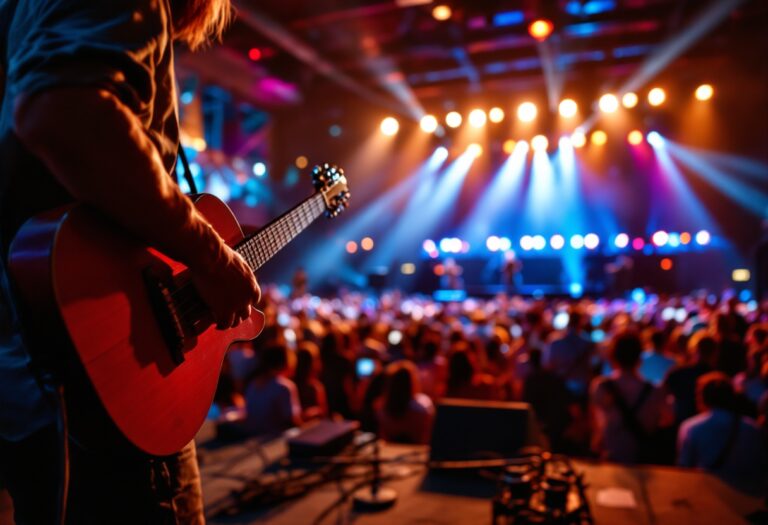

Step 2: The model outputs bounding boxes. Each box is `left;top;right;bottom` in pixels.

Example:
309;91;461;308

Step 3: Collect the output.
9;164;350;456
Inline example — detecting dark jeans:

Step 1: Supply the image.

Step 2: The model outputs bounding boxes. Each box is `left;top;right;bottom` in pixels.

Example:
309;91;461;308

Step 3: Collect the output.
1;426;203;524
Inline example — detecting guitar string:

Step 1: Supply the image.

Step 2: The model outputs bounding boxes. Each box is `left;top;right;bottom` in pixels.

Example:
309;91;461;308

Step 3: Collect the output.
168;195;328;324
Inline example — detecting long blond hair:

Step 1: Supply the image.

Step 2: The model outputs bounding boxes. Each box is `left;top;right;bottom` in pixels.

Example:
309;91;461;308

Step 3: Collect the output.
172;0;233;50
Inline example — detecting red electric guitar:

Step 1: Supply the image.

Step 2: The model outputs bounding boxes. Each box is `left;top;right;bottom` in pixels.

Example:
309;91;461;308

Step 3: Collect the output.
9;164;349;456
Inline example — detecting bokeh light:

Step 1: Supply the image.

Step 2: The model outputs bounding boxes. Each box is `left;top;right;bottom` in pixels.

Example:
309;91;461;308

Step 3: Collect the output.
517;102;537;123
380;117;399;136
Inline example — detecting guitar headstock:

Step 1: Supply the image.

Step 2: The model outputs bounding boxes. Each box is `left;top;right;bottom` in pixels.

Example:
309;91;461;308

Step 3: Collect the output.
312;163;350;218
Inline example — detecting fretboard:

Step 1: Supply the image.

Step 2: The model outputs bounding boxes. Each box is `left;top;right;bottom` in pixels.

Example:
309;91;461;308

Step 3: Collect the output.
236;193;326;271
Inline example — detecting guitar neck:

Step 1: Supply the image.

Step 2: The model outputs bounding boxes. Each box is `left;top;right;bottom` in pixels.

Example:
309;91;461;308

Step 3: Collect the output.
235;193;326;271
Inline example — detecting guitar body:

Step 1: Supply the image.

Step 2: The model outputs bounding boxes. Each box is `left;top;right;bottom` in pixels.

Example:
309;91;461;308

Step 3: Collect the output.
9;194;265;456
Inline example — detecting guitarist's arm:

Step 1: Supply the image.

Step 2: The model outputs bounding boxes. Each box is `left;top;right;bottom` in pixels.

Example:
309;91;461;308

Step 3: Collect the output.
13;87;260;329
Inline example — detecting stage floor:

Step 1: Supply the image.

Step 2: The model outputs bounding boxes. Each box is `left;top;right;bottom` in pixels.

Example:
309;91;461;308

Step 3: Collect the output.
198;435;766;525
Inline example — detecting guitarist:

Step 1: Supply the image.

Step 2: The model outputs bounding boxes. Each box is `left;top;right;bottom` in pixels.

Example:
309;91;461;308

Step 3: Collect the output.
0;0;261;523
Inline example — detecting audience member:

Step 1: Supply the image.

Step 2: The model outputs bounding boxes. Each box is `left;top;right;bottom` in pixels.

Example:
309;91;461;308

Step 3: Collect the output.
377;362;434;444
664;332;718;424
522;348;570;451
294;341;328;420
639;329;676;386
678;372;767;494
445;345;498;400
590;331;668;463
546;311;594;399
244;343;302;437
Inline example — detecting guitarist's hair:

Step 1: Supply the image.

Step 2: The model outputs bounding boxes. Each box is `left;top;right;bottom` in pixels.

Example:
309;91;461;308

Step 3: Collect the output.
171;0;233;50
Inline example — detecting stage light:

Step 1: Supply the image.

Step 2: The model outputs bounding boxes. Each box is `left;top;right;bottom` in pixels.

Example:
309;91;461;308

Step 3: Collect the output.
571;130;587;148
401;263;416;275
346;241;358;254
517;102;537;123
329;124;342;137
648;87;666;106
660;258;673;271
191;137;207;151
361;237;375;251
467;143;483;157
445;111;462;128
489;107;505;123
622;92;638;108
570;234;585;249
680;232;692;245
499;237;512;251
550;234;565;250
627;130;644;145
248;48;263;61
295;156;308;169
420;114;438;133
632;237;645;250
432;4;452;21
614;233;629;249
528;19;554;41
252;162;267;177
646;131;662;147
558;98;578;118
451;238;463;253
591;130;607;146
423;239;437;253
380;117;399;136
503;139;517;155
695;230;711;246
439;238;452;252
520;235;534;251
532;235;546;251
598;93;619;113
732;269;750;282
652;230;669;247
486;235;500;252
695;84;714;101
584;233;600;250
668;233;681;248
559;135;572;149
468;109;487;128
569;283;583;298
531;135;549;152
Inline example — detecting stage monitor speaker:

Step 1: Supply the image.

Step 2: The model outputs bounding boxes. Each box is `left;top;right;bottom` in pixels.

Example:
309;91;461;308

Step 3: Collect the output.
429;399;544;463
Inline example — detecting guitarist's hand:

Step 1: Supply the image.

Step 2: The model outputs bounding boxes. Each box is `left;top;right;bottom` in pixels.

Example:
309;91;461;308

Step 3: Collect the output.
191;245;261;330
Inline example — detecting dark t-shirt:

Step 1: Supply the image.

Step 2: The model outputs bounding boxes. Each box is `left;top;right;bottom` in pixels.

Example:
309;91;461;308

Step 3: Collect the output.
664;362;712;424
0;0;179;440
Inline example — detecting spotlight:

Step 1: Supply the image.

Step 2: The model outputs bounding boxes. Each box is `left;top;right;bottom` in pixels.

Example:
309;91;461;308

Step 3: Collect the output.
598;93;619;113
591;130;607;146
520;235;534;251
401;263;416;275
584;233;600;250
380;117;399;136
652;230;669;247
571;130;587;148
445;111;462;128
550;234;565;250
622;92;639;108
486;236;501;252
422;239;437;253
489;107;505;123
248;48;263;61
346;241;358;254
680;232;692;245
295;155;309;169
503;139;517;155
528;19;554;41
467;143;483;157
361;237;375;251
627;130;644;145
570;235;585;249
695;230;711;246
648;87;666;106
695;84;714;101
559;136;572;148
660;258;673;271
614;233;629;249
252;162;267;177
532;235;546;251
632;237;645;250
468;109;487;128
420;115;438;133
732;269;751;282
531;135;549;152
432;4;452;21
646;131;662;147
668;233;681;247
558;99;578;118
499;237;512;251
517;102;537;123
439;238;452;252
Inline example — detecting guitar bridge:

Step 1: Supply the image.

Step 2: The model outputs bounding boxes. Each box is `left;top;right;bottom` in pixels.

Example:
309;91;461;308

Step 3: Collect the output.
142;267;186;365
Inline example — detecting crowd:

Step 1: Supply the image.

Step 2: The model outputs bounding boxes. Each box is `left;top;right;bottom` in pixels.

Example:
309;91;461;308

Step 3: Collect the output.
210;286;768;494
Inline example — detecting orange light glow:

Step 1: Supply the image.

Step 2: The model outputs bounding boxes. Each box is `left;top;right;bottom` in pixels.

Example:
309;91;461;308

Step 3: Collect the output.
660;258;673;271
346;241;358;254
528;19;554;41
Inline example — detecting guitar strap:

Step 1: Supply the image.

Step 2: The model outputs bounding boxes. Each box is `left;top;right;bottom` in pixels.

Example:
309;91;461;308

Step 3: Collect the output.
176;143;199;194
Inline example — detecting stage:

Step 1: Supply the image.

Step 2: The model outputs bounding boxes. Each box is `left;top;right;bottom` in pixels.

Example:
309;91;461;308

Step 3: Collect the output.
198;435;766;525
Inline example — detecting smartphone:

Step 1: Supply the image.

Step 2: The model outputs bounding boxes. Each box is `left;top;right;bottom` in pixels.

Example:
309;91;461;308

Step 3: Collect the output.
356;357;376;378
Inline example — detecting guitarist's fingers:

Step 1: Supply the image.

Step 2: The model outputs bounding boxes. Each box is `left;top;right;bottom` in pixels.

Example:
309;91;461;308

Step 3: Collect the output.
251;277;262;305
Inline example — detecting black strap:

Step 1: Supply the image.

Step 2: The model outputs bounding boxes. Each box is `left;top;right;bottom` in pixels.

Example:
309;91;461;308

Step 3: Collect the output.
176;144;198;194
604;379;653;441
710;414;740;470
